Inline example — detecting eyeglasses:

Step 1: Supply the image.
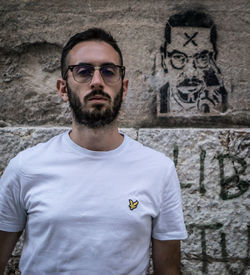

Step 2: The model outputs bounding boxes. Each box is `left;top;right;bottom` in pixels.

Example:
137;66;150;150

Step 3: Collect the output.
168;51;212;69
64;63;125;84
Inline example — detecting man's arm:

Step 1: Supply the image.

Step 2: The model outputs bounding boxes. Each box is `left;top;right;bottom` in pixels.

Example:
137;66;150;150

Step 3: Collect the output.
152;238;180;275
0;230;22;275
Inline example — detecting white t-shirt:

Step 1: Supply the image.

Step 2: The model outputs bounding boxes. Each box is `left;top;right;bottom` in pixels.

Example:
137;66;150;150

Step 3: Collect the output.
0;131;187;275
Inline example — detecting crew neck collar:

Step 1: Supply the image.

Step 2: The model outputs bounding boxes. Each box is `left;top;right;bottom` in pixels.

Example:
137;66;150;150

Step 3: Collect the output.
63;130;128;157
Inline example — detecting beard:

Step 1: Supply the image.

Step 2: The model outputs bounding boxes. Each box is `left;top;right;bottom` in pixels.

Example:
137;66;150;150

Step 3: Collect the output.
66;82;123;128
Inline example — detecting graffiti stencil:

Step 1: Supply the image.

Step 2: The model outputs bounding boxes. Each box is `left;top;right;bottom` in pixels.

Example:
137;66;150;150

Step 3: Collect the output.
158;10;228;116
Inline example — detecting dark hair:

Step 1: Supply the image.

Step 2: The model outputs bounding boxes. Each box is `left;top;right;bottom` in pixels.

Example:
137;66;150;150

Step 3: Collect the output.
161;10;217;59
61;28;123;79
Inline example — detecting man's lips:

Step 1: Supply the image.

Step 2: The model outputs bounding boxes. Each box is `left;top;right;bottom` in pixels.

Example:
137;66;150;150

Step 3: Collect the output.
88;96;109;102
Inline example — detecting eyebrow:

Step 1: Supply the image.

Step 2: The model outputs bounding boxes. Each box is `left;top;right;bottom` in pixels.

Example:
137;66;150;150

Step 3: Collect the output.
167;49;210;57
198;50;209;55
167;50;187;56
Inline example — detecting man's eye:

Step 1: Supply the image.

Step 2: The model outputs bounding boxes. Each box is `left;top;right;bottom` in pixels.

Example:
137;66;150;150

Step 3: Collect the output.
76;67;92;76
199;55;208;61
173;54;185;62
101;66;116;77
196;55;209;66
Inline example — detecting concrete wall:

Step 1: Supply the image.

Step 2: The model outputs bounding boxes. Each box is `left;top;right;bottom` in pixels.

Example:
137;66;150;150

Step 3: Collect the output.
0;0;249;274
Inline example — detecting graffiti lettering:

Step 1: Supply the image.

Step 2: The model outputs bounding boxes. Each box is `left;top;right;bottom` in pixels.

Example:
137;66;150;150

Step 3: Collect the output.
174;145;207;193
199;149;206;194
217;154;249;200
173;145;249;200
220;225;250;274
173;143;192;188
187;223;250;274
188;223;223;273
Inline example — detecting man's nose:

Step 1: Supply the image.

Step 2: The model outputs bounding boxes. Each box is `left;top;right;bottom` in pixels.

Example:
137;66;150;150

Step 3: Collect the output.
90;69;104;89
184;58;198;78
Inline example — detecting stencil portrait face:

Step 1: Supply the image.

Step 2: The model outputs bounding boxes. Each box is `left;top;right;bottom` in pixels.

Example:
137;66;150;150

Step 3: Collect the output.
162;26;226;113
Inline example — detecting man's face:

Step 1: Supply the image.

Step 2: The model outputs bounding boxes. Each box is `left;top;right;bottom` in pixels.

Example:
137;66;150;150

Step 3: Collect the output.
63;41;127;128
165;27;221;111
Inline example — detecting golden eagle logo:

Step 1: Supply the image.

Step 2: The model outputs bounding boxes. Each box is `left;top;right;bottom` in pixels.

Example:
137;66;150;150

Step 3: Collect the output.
129;199;139;210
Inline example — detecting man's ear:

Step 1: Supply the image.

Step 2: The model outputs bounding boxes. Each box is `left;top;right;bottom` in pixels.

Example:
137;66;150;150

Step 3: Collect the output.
56;78;69;102
122;78;129;101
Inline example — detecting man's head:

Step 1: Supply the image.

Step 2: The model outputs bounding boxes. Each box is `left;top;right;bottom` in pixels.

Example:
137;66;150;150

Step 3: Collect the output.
57;28;128;128
160;11;225;113
61;28;124;79
161;10;217;64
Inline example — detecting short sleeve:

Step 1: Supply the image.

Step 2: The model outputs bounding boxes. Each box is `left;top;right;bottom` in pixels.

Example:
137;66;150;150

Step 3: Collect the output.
152;161;187;240
0;156;26;232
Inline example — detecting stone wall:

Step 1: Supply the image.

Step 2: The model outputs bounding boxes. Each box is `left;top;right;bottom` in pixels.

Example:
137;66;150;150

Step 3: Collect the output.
0;0;249;274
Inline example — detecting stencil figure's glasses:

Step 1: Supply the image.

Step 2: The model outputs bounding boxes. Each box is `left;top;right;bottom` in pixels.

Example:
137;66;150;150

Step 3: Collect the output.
168;51;212;70
64;63;125;85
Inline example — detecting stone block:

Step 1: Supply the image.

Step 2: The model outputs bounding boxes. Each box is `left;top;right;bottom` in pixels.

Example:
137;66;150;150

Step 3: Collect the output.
181;259;204;275
138;128;250;273
1;127;249;274
207;263;228;275
0;0;249;127
0;127;68;175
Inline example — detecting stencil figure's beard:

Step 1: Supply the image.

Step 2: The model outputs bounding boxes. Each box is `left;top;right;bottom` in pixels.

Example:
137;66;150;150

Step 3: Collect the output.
170;67;222;104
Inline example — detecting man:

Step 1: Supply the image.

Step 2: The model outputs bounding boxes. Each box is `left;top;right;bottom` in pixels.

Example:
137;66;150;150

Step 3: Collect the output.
0;28;187;274
159;10;228;115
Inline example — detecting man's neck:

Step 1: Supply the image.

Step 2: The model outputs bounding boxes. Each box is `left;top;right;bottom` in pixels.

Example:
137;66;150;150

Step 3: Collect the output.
69;120;123;151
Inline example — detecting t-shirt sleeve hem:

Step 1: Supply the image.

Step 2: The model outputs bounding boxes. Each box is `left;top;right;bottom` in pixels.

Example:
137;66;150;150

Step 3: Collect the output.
0;223;24;232
152;231;188;240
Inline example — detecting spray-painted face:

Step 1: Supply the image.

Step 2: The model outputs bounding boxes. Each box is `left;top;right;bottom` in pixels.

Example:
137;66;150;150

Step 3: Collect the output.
163;27;227;113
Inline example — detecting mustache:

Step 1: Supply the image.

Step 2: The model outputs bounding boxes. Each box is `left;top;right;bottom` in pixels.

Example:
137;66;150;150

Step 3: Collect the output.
177;77;203;87
84;90;111;103
176;68;221;87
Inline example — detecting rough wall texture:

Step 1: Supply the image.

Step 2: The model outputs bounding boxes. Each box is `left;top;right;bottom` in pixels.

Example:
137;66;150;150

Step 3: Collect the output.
1;0;249;128
0;0;249;274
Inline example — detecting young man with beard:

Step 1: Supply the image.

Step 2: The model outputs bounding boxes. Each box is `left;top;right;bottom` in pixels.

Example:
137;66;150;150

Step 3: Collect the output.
0;28;187;274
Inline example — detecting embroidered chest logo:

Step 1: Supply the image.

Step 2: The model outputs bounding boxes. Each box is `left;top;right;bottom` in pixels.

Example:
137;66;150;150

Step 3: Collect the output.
129;199;139;210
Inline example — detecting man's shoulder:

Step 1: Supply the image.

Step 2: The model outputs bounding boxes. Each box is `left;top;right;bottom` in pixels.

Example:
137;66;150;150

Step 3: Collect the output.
126;135;174;168
2;131;67;178
16;131;67;163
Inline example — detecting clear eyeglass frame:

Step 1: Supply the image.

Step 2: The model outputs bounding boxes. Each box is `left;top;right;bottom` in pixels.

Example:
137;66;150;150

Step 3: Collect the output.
168;51;212;70
64;64;125;84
